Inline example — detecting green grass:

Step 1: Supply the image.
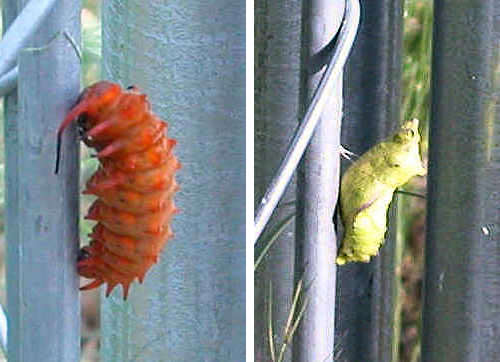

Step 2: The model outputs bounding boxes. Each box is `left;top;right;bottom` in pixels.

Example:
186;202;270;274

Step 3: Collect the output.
402;0;433;154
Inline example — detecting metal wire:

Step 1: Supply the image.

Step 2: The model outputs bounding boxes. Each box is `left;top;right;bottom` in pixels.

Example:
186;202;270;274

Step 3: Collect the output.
0;30;82;99
0;0;58;77
254;0;360;244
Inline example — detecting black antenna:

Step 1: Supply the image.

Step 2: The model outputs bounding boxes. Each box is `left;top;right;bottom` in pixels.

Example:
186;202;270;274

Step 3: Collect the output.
55;131;63;174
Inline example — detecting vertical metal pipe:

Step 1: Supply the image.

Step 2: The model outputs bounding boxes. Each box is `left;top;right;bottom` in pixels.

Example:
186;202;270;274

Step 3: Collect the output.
100;1;245;360
6;0;81;360
2;0;19;358
293;2;344;361
422;1;500;360
254;1;301;361
336;1;404;361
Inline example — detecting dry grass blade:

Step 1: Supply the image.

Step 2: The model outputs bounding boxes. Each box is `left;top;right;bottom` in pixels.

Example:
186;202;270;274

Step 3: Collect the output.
265;277;309;362
268;281;276;362
288;294;309;342
276;277;309;362
254;213;295;270
283;278;303;341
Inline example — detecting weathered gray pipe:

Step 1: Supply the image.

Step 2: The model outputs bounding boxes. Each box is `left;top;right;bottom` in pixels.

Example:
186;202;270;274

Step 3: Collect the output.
254;1;302;360
422;1;500;360
2;1;18;356
100;1;245;360
293;1;346;361
5;0;81;360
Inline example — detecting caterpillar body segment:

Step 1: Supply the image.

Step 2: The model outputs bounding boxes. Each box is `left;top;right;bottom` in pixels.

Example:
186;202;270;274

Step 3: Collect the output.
57;81;180;299
337;119;426;265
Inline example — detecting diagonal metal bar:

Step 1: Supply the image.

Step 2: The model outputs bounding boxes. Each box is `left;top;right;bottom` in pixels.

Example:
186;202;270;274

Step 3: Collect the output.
253;0;360;244
0;0;58;77
0;66;18;97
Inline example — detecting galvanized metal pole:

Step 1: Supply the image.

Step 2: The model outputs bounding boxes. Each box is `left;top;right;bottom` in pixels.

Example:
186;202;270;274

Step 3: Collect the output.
293;2;344;361
6;0;81;361
254;1;301;361
100;1;245;361
2;0;19;358
422;1;500;361
336;1;404;361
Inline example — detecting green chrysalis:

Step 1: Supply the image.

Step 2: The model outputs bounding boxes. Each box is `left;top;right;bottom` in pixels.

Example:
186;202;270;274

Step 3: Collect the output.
337;119;426;265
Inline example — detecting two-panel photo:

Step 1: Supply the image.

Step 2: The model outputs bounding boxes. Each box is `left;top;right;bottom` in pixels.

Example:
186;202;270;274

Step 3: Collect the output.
0;0;499;361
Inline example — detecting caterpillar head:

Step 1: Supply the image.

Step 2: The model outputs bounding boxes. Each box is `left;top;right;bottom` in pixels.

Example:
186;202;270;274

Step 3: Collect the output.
55;81;122;174
77;247;99;279
385;118;427;180
393;118;421;145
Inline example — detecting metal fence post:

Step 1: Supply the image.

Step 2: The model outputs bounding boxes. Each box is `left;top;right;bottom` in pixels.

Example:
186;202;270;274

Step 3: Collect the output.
100;1;245;360
2;0;19;358
422;1;500;360
254;1;301;361
293;2;345;361
5;0;81;360
336;1;404;361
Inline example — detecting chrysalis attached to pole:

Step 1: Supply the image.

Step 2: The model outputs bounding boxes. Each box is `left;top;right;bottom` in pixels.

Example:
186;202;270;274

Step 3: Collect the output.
337;119;426;265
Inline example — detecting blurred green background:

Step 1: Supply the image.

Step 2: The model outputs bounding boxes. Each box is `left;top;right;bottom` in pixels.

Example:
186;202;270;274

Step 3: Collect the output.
398;1;432;361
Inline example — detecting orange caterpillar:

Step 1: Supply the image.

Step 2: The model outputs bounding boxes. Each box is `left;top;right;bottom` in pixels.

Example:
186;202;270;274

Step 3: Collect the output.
56;81;180;299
